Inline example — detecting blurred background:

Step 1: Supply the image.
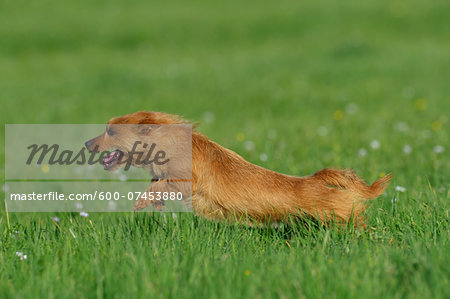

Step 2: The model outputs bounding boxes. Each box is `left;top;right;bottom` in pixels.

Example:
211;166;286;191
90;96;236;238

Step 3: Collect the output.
0;2;449;297
1;0;448;184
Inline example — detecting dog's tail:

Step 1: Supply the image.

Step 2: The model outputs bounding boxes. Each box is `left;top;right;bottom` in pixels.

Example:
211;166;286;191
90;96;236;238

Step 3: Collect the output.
296;168;392;226
314;168;392;199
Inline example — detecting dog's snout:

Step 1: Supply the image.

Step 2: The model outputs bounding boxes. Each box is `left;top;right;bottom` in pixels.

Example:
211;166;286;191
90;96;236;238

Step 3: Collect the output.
85;140;92;151
85;138;97;152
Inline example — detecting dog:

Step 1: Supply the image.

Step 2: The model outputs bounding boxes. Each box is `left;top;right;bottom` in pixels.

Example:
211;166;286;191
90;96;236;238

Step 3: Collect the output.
85;111;391;227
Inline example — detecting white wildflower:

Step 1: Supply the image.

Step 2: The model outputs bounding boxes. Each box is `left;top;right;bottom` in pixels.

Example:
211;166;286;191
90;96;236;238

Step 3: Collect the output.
119;174;128;182
52;217;60;223
108;201;117;211
391;196;398;203
244;141;255;151
433;145;444;154
345;102;359;115
317;126;328;136
259;153;268;162
394;121;409;132
370;140;380;150
16;252;27;260
395;186;406;192
80;212;89;218
358;148;367;157
403;145;412;155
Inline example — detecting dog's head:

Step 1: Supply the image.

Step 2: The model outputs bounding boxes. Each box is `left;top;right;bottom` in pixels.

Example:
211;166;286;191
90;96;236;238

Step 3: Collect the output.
85;111;188;171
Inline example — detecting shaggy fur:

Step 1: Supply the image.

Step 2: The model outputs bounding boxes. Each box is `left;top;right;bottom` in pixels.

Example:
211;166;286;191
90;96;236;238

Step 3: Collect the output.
85;111;391;227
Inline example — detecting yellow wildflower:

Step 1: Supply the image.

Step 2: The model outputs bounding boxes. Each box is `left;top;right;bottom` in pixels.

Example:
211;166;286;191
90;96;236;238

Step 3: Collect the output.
41;164;50;173
431;121;442;131
333;110;343;121
414;98;427;111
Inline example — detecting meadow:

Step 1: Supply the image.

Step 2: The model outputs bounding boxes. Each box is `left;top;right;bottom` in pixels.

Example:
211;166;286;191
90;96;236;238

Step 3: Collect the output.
0;0;449;298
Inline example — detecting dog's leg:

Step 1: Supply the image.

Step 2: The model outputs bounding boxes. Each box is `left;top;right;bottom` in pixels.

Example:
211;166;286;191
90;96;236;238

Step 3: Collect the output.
133;179;189;212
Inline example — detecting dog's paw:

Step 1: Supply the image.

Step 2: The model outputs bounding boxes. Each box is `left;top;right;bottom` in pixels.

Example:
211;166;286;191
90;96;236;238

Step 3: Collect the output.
133;198;165;212
152;200;164;211
133;199;149;212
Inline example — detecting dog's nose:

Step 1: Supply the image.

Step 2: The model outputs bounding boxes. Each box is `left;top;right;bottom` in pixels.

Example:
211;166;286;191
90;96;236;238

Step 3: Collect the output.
85;139;95;152
85;135;102;153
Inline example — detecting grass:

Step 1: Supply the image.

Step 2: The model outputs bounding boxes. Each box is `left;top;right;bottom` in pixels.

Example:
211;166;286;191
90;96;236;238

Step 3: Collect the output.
0;0;449;298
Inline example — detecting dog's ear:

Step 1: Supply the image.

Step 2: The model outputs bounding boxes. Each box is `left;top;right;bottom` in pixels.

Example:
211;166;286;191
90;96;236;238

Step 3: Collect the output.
137;124;153;135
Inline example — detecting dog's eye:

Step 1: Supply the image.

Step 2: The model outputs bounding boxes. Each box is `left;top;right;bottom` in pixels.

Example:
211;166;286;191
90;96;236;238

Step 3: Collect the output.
107;128;115;136
138;126;152;135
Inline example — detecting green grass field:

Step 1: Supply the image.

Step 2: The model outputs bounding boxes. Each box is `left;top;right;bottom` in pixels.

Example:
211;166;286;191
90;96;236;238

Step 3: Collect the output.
1;0;449;298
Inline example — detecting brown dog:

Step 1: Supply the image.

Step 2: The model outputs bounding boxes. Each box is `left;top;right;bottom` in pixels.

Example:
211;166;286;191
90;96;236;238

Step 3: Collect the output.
85;111;391;226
